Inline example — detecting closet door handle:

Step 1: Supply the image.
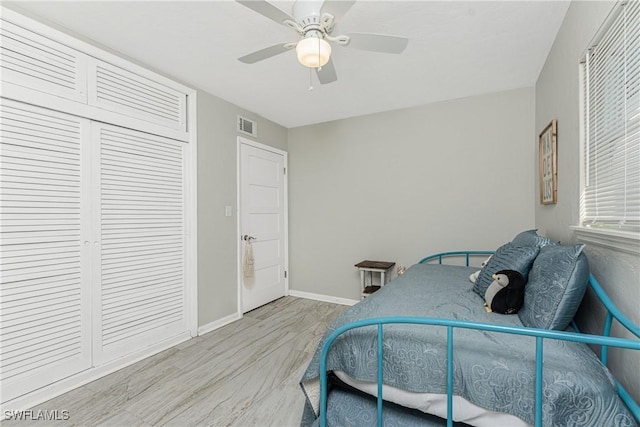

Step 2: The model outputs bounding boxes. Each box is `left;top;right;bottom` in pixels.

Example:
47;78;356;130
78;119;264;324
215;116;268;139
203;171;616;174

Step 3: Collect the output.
242;235;256;241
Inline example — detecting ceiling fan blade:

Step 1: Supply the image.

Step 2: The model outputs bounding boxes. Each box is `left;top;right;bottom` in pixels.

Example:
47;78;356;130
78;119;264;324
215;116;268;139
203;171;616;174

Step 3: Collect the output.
321;0;356;21
236;0;296;26
346;33;408;54
238;43;295;64
316;58;337;84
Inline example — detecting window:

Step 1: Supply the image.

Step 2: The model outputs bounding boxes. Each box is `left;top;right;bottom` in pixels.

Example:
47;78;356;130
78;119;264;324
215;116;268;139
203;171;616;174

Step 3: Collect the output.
580;0;639;234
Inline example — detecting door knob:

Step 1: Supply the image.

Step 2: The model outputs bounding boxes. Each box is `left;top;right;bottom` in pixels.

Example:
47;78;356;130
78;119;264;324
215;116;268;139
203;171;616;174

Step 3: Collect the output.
243;235;256;241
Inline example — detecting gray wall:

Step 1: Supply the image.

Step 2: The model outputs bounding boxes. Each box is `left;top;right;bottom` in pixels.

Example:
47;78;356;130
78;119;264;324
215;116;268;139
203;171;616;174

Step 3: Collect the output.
197;91;287;326
288;87;535;300
534;0;639;401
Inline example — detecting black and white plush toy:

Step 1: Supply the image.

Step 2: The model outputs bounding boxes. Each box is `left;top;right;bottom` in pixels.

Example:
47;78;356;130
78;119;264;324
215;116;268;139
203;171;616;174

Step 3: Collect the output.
484;270;526;314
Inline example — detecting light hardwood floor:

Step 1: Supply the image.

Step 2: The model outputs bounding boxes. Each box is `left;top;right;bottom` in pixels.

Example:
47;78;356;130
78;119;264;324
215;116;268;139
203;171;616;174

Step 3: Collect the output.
5;297;347;427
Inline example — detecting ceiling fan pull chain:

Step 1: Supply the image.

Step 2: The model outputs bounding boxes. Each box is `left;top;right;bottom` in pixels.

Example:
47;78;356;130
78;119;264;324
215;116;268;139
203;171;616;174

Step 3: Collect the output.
317;39;322;72
318;37;321;70
308;67;314;91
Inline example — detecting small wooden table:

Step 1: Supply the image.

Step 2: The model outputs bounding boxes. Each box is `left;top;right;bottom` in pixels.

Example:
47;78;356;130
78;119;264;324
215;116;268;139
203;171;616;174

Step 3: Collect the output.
355;260;396;298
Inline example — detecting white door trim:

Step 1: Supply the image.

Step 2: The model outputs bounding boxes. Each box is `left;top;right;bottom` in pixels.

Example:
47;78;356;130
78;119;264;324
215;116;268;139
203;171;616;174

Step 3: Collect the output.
186;92;198;337
236;137;289;315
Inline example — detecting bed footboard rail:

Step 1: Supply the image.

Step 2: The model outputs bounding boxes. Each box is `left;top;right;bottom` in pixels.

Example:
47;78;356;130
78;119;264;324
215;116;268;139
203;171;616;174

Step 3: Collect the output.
318;316;640;427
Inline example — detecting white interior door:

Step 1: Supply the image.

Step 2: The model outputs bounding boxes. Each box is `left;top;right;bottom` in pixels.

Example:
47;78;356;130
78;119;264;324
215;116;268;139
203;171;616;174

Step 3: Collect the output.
239;139;287;313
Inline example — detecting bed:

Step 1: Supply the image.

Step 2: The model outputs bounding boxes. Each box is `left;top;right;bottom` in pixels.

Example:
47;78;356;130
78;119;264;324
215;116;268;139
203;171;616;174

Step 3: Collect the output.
300;231;640;427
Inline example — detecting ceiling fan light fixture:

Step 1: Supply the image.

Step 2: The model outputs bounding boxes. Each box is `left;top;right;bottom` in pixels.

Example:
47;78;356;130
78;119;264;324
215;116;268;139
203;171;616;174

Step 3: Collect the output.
296;37;331;68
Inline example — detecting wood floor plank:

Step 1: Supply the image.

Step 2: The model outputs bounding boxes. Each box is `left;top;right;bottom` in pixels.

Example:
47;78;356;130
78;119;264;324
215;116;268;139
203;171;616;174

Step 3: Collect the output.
85;348;182;394
231;384;307;427
95;410;152;427
160;344;310;425
8;297;347;427
169;317;261;370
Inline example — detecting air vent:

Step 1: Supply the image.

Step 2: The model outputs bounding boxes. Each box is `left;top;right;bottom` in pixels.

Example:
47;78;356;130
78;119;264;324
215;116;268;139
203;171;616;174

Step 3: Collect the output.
238;115;257;137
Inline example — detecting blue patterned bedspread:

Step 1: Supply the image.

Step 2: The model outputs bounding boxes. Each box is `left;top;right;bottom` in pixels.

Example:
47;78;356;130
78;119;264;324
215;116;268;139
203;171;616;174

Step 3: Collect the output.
301;263;636;426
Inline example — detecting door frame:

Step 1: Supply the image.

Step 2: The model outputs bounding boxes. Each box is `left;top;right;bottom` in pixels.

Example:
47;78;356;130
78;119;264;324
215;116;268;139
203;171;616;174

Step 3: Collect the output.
236;137;289;315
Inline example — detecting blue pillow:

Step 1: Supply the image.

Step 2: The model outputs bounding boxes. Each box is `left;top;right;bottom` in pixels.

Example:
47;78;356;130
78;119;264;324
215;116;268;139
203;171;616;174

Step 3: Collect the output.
511;229;554;249
518;244;590;330
473;243;540;297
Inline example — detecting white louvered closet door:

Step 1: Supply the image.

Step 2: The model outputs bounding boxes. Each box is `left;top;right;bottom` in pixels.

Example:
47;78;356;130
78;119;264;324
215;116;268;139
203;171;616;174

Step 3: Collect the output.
93;123;187;364
0;19;87;103
88;60;186;132
0;100;92;402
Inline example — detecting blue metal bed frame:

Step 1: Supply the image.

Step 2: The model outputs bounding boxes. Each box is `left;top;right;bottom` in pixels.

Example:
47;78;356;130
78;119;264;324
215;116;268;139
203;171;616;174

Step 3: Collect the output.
318;251;640;427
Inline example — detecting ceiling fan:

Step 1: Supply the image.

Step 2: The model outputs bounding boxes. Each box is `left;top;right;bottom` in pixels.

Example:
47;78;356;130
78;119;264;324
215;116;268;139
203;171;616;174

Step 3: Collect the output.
236;0;409;84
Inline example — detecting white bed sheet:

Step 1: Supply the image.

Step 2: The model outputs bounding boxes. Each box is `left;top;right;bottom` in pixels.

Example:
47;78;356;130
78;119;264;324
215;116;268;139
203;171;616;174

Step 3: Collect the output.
334;370;531;427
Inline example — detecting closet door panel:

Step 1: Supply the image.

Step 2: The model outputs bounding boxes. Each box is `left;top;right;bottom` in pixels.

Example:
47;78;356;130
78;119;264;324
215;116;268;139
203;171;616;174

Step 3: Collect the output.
0;100;91;403
0;19;87;103
94;123;187;364
88;60;186;132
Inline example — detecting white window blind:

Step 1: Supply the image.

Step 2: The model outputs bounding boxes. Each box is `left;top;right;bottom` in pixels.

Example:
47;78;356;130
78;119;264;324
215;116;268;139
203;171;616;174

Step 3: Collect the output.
581;0;640;232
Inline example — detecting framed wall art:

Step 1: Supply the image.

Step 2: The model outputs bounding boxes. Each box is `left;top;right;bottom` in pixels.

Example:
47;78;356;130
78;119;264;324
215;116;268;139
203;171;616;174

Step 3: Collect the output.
539;119;557;205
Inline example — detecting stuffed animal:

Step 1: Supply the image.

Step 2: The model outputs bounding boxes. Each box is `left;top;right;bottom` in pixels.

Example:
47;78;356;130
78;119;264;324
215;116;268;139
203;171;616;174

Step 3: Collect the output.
484;269;526;314
469;255;493;283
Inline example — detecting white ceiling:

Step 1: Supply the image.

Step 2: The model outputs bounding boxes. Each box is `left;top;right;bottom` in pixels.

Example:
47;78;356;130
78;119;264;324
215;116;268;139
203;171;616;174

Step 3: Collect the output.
5;0;570;128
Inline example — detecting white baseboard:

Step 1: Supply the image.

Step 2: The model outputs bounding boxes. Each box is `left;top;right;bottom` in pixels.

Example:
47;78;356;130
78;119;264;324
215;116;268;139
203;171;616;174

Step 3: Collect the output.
197;312;242;336
3;312;245;413
288;289;359;306
1;332;192;413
